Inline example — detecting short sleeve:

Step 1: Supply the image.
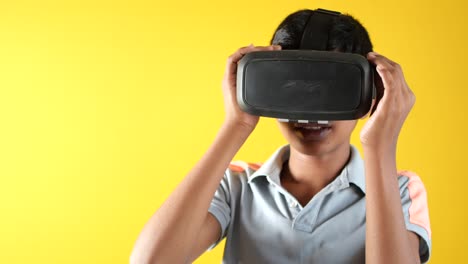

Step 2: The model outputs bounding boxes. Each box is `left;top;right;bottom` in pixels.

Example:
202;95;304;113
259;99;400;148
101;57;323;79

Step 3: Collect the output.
398;170;432;263
206;171;232;251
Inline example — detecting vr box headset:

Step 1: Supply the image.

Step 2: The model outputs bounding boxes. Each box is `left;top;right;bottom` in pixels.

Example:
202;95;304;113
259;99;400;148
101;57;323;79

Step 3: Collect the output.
237;8;377;123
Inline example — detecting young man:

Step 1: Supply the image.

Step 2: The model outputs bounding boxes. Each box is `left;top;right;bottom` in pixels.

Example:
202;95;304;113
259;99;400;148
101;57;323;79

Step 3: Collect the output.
130;9;431;264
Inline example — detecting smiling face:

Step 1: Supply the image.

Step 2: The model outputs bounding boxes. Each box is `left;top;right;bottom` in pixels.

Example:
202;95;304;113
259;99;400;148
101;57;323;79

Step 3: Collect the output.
277;119;358;156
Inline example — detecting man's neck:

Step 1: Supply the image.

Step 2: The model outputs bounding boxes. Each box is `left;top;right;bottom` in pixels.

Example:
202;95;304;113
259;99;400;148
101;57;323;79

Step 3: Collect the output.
280;143;352;203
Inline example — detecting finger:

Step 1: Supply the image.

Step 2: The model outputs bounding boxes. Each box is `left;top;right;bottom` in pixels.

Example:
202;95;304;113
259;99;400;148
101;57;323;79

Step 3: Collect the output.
237;45;281;59
225;46;254;77
225;45;280;76
251;45;282;50
367;52;395;71
375;66;399;94
369;55;401;93
368;51;398;66
367;53;412;119
228;45;256;65
367;52;402;84
232;45;279;63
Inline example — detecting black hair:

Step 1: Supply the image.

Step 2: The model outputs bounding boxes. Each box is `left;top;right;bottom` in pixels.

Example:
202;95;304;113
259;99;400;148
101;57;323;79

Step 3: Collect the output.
270;9;373;56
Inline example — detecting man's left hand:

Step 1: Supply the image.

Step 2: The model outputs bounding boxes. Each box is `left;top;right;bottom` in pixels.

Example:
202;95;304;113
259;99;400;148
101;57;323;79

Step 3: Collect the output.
360;52;416;154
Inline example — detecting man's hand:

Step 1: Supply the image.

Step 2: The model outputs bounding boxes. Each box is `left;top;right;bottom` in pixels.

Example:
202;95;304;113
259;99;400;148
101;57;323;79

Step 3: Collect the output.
360;52;416;154
222;44;281;130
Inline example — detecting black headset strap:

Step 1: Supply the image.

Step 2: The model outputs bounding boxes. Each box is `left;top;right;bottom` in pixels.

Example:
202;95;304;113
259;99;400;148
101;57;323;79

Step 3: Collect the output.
300;8;341;50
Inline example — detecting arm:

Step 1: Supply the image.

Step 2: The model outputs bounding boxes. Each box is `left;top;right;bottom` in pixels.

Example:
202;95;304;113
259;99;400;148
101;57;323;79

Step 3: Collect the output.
363;148;420;264
361;52;420;263
130;121;253;264
129;44;282;264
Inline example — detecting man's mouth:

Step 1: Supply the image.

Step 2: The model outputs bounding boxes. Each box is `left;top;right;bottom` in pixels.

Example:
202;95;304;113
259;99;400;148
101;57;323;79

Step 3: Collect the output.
293;122;332;129
292;122;332;140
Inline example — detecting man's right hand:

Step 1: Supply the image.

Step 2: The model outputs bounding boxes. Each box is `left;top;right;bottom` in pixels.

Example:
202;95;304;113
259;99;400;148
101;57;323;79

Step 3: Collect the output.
222;44;282;130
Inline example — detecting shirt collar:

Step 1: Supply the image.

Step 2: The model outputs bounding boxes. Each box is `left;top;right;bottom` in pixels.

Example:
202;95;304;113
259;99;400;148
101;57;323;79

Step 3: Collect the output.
247;144;290;186
247;144;366;194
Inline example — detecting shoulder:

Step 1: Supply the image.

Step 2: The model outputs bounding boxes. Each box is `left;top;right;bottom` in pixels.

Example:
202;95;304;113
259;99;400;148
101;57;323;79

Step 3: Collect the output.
218;161;263;191
397;170;432;262
221;145;289;191
397;170;428;196
224;161;263;184
397;170;432;238
228;161;263;174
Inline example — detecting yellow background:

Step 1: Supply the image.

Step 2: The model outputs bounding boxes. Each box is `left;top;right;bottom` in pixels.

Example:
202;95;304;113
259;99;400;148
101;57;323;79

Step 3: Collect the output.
0;0;466;263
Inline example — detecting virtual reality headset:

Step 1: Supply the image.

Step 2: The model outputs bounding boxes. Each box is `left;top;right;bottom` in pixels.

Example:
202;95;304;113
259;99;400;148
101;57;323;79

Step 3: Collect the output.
236;8;376;122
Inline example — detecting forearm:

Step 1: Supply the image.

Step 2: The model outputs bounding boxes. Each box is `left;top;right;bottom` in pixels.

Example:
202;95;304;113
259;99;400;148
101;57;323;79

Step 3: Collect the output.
130;121;253;264
364;147;419;264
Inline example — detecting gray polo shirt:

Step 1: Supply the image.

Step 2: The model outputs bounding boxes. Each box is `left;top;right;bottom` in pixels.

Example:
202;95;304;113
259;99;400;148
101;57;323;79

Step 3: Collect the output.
207;144;431;263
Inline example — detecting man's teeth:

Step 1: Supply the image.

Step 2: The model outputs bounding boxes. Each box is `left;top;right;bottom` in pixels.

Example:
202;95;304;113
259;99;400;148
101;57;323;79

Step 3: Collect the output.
303;126;323;130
